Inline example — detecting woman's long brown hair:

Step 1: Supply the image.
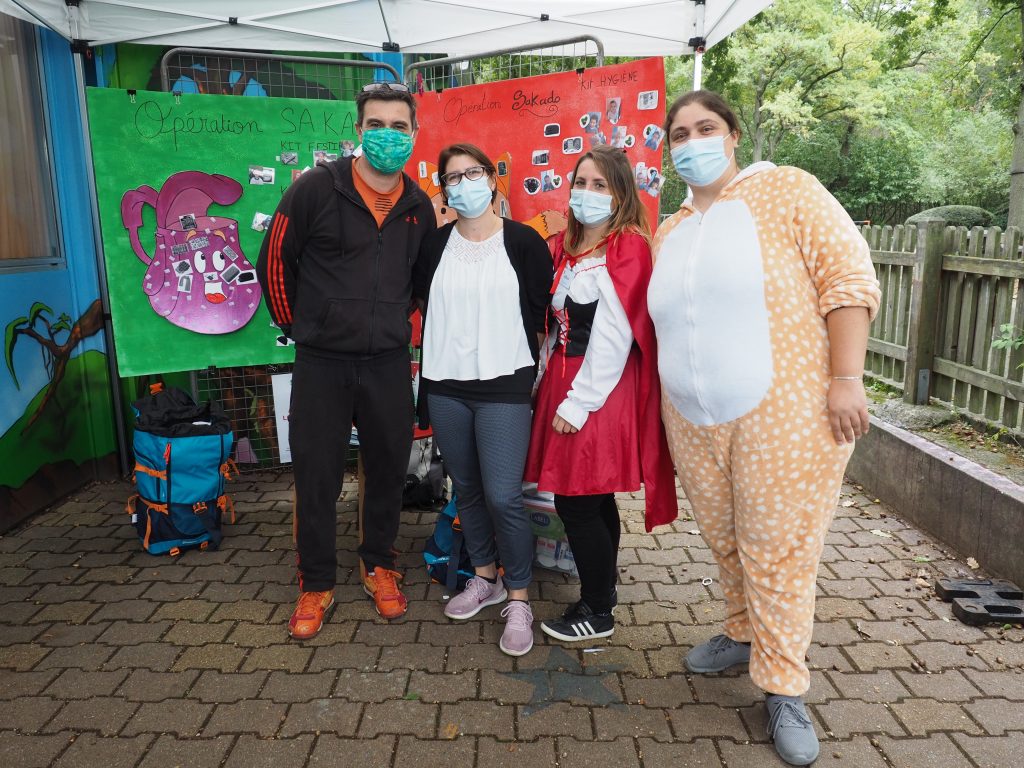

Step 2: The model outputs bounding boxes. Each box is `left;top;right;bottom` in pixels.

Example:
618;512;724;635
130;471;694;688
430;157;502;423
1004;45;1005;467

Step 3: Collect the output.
564;145;651;253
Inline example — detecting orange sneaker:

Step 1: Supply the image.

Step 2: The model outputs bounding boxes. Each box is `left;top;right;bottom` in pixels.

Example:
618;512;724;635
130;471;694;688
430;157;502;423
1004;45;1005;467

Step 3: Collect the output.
288;590;334;639
363;568;408;619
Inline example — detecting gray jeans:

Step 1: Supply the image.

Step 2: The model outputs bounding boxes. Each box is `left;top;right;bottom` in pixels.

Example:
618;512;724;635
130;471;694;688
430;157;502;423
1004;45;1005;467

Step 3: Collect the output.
427;394;533;590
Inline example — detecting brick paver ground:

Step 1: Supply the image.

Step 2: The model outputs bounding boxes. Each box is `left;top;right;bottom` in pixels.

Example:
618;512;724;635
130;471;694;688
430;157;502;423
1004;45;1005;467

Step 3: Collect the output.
1;473;1021;767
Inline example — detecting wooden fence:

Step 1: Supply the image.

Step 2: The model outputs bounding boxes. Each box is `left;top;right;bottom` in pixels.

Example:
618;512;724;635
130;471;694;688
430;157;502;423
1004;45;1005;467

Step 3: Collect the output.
865;221;1024;433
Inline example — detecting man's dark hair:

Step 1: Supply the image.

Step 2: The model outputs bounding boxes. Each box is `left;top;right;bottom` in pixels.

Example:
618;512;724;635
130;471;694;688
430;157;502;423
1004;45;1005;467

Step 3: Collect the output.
356;86;418;129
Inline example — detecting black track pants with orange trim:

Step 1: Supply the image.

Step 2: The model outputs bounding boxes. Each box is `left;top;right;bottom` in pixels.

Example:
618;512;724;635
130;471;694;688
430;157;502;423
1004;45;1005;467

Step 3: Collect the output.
289;347;413;591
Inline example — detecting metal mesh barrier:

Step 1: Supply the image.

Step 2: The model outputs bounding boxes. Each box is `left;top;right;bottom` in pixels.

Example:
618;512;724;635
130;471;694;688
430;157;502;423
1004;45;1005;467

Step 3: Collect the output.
160;48;399;98
405;36;604;91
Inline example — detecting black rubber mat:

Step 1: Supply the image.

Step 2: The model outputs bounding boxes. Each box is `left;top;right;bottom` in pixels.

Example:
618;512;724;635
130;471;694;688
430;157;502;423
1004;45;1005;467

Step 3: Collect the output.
936;578;1024;626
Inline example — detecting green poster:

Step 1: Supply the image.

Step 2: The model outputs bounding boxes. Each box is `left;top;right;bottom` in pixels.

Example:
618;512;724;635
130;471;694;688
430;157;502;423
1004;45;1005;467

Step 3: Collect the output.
86;87;358;376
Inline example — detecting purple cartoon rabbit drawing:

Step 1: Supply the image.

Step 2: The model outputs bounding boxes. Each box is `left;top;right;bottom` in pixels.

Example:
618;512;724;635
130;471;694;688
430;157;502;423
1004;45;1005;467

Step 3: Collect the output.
121;171;261;335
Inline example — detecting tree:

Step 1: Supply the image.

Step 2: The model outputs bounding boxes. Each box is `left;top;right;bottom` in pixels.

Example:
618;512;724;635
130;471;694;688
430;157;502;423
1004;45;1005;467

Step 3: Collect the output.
706;0;887;163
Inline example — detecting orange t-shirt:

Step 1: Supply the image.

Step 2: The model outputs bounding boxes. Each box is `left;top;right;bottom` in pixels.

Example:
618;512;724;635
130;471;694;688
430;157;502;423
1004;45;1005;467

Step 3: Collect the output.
352;158;404;228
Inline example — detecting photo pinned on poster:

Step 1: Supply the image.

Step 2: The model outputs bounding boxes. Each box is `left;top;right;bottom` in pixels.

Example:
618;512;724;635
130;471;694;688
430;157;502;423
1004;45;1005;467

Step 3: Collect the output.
637;90;659;110
279;151;298;165
582;111;602;133
177;274;193;293
173;259;193;277
235;269;258;285
251;212;273;232
624;134;635;148
532;149;550;166
221;263;242;284
566;171;574;185
605;97;622;125
643;124;665;150
543;123;561;137
248;165;275;185
562;136;584;154
222;244;239;262
646;168;662;197
610;125;628;148
313;150;338;165
418;161;429;179
588;131;608;148
540;170;562;192
523;177;541;195
634;162;648;190
275;335;295;347
341;140;355;157
496;159;509;177
291;169;305;183
179;213;197;231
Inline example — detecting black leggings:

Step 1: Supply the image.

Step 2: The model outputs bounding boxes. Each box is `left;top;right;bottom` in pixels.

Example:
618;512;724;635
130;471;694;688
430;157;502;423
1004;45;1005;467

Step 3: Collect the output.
554;493;620;613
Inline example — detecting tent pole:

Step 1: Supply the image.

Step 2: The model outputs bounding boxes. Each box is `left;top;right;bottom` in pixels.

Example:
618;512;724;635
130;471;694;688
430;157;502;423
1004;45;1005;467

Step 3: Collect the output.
693;50;703;90
73;51;131;477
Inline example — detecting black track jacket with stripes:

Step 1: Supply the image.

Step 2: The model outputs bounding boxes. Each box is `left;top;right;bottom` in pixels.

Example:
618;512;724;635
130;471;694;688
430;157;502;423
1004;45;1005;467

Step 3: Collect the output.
256;156;435;358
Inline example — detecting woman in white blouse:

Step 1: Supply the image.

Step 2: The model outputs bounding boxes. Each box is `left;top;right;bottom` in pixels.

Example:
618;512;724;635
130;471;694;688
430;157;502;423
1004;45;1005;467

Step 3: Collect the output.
524;146;677;643
413;143;552;656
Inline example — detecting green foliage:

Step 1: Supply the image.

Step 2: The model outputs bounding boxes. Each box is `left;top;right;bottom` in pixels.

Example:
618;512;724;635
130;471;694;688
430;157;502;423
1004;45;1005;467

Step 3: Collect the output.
27;302;52;327
4;316;29;390
906;205;994;227
992;323;1024;352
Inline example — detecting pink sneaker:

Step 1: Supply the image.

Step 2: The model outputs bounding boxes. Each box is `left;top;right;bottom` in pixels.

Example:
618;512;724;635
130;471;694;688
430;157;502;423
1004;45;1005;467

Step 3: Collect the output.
444;575;507;620
499;600;534;656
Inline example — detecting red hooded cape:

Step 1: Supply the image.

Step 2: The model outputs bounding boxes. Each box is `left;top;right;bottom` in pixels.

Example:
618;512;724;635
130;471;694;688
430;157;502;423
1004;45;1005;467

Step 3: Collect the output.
551;229;678;531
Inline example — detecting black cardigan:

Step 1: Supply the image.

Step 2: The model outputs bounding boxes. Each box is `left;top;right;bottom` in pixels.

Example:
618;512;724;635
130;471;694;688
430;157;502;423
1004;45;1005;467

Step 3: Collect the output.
412;218;554;427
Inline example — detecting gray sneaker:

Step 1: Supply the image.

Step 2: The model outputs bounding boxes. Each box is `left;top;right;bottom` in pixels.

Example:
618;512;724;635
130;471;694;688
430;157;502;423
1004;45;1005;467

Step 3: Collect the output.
444;576;506;620
499;600;534;656
685;634;751;673
766;694;819;766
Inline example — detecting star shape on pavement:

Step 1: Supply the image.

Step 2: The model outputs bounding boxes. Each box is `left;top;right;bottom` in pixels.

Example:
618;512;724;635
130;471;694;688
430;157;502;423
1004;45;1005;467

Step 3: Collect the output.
498;645;624;715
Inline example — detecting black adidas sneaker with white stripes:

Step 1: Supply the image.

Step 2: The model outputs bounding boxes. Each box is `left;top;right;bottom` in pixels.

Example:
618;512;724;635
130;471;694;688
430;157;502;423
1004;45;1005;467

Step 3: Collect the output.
540;600;614;642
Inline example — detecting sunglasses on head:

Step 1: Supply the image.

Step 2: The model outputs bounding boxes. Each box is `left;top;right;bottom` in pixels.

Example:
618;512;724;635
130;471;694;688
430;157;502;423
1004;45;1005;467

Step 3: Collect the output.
361;82;411;94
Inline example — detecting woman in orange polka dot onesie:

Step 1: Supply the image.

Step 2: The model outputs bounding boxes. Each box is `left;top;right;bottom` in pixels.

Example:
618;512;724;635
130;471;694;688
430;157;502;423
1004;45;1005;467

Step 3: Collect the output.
648;91;881;767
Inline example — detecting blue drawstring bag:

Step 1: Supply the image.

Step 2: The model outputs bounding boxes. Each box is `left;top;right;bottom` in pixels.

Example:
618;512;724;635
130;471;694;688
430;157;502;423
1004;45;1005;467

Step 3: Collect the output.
422;496;474;594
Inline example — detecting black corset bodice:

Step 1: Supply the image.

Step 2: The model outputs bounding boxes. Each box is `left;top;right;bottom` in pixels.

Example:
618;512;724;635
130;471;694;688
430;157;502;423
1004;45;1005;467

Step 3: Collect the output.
559;296;598;357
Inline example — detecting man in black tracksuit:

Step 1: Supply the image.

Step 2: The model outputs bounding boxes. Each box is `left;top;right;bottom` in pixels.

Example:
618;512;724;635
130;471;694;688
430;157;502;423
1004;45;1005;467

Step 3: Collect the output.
256;85;435;637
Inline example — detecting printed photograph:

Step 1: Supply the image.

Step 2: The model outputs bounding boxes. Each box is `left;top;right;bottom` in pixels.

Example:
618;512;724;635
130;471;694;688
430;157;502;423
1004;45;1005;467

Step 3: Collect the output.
637;90;658;110
605;97;621;125
563;136;584;154
248;165;275;185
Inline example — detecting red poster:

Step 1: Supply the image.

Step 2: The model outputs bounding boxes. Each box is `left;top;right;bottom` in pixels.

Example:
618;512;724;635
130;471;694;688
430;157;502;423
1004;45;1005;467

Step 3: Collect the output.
410;58;666;237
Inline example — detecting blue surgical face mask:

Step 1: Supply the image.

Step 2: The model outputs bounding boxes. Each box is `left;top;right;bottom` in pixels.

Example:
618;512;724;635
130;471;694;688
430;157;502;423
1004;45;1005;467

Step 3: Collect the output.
445;175;494;219
670;135;734;187
569;188;613;226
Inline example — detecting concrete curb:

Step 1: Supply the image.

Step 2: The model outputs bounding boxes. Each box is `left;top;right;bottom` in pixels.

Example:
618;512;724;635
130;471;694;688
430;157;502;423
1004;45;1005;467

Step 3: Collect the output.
847;415;1024;587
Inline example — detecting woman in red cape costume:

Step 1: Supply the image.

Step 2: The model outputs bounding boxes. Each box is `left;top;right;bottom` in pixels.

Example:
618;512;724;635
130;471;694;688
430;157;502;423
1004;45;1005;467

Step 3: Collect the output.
525;145;677;643
525;229;677;531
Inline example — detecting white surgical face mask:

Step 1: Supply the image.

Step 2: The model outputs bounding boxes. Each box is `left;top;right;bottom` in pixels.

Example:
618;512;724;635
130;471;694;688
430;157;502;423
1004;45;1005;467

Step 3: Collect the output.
569;188;613;226
670;134;734;187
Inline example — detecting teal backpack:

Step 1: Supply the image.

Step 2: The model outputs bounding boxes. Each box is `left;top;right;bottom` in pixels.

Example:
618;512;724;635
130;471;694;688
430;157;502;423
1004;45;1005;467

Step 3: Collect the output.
128;383;237;556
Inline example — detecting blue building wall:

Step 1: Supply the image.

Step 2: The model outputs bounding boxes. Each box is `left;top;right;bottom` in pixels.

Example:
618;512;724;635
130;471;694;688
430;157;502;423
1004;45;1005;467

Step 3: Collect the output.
0;28;119;529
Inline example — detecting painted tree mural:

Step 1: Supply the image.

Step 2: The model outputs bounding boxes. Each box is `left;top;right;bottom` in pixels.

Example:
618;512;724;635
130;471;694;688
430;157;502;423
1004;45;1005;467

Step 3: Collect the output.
4;299;104;432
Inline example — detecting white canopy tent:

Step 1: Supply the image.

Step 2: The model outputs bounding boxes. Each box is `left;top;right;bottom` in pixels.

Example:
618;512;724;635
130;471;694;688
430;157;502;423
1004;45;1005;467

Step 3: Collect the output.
3;0;771;87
